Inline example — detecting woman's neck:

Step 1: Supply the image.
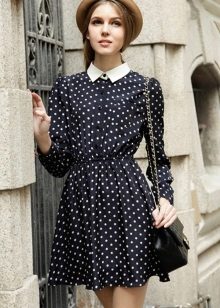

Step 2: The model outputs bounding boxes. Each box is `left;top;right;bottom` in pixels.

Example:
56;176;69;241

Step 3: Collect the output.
93;54;123;72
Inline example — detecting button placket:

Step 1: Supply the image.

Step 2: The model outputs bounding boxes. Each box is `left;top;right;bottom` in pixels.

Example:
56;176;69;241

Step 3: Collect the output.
94;86;106;151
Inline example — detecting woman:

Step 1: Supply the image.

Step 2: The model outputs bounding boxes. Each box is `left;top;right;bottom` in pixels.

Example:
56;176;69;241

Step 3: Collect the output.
32;1;177;307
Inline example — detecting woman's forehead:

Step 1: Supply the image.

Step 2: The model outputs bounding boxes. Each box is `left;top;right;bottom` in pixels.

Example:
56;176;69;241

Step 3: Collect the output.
91;2;122;18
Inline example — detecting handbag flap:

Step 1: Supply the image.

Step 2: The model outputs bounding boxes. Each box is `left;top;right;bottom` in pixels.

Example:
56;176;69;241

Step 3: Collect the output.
166;217;184;246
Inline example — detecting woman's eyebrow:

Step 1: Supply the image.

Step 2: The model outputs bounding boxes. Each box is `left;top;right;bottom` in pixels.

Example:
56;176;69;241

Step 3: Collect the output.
91;16;122;20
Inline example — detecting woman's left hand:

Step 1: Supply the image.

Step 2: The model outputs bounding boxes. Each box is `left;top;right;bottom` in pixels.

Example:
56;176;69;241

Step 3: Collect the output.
152;197;177;228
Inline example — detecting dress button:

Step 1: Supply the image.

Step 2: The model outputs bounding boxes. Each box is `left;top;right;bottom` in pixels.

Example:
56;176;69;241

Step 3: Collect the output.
96;125;100;129
100;92;104;95
94;144;99;149
98;106;102;110
103;74;107;77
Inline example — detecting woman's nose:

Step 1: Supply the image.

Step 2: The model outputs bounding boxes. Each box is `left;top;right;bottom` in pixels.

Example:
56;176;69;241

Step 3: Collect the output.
101;23;110;35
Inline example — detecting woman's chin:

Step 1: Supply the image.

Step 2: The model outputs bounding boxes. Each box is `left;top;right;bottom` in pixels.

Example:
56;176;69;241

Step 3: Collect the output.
95;49;122;57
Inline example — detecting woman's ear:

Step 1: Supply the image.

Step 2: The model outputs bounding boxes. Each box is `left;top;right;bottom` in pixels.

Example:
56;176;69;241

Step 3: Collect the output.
86;32;90;40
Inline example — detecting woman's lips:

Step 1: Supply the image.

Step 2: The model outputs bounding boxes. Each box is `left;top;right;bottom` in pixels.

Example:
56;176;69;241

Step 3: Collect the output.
98;40;112;47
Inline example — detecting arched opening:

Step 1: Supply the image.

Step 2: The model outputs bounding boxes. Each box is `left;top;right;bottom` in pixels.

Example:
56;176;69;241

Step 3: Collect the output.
192;65;220;167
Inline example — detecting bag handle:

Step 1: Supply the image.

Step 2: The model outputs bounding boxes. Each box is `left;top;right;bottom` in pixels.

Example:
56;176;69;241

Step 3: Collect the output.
143;77;161;208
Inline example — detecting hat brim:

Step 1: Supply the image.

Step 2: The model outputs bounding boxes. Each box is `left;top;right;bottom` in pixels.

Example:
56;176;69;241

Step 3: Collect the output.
76;0;143;42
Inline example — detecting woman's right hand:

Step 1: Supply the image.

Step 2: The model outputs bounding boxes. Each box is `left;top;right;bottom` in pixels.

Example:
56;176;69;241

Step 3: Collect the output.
32;92;52;154
32;92;51;137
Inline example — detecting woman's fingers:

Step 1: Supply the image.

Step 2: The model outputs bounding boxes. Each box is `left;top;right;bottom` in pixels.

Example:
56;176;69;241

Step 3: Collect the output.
30;90;51;137
32;92;45;109
32;92;50;123
33;109;51;122
157;207;177;228
153;197;177;229
153;199;168;227
155;205;167;226
152;207;159;221
164;212;177;228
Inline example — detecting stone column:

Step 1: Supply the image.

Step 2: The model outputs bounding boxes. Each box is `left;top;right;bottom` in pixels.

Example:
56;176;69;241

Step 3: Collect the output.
0;1;39;307
184;1;220;307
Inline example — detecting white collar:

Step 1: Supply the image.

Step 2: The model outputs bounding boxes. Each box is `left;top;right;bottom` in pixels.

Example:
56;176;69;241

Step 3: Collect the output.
87;62;130;83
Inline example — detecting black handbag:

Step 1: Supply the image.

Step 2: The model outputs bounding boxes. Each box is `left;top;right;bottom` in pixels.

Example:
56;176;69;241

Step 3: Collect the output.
144;77;190;273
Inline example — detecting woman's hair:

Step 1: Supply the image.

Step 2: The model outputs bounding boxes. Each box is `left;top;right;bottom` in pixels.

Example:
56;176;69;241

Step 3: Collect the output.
81;0;136;69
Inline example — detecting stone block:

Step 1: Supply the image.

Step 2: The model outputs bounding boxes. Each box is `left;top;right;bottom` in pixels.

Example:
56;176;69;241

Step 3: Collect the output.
145;209;198;307
0;275;39;308
10;0;27;90
0;89;35;190
199;241;220;308
184;20;203;76
123;45;155;77
0;188;33;290
200;91;220;166
126;45;190;157
0;0;26;89
164;96;191;157
198;209;220;238
135;0;189;45
64;50;84;75
20;187;34;279
151;44;185;98
183;89;205;173
199;11;220;70
198;224;220;256
0;0;14;88
171;156;191;211
0;190;23;290
62;0;83;50
199;166;220;213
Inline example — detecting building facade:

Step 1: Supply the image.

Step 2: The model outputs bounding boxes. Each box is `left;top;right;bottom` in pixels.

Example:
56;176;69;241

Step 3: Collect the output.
0;0;220;307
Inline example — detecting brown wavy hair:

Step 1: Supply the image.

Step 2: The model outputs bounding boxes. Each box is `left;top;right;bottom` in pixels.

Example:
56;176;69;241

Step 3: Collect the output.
81;0;136;69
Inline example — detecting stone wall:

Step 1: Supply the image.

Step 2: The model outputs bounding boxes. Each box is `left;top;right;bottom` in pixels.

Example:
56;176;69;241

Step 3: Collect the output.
185;1;220;308
2;0;217;307
0;1;39;307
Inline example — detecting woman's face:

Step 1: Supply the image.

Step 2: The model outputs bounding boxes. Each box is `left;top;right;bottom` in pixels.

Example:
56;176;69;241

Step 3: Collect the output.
86;2;125;58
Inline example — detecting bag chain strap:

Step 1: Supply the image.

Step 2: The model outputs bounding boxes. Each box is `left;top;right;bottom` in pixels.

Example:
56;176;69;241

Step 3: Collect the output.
143;77;161;208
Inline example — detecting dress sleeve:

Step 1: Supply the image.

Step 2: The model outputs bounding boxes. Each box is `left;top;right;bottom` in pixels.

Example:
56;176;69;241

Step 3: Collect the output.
143;78;174;205
37;76;73;177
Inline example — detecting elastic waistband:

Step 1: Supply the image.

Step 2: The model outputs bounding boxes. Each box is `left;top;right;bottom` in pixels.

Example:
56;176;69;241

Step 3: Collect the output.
72;155;134;167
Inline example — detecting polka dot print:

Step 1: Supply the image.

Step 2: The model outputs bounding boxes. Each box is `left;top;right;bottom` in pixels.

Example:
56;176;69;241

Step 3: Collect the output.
38;70;174;291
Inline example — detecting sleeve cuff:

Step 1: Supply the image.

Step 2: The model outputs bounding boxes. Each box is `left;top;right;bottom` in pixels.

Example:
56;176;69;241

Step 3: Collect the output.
159;186;174;205
35;141;56;158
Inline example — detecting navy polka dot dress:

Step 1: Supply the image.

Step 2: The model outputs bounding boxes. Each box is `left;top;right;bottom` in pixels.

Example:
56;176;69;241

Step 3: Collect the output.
37;68;174;291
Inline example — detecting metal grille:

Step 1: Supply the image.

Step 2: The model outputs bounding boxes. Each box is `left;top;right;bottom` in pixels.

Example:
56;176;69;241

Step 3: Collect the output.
23;0;76;307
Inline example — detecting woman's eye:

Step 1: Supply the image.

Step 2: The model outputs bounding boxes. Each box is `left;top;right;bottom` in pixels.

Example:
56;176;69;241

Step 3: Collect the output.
112;21;121;26
91;19;102;25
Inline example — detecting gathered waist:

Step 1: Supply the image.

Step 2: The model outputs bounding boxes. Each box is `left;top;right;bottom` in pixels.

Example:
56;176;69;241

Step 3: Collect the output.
72;154;134;167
